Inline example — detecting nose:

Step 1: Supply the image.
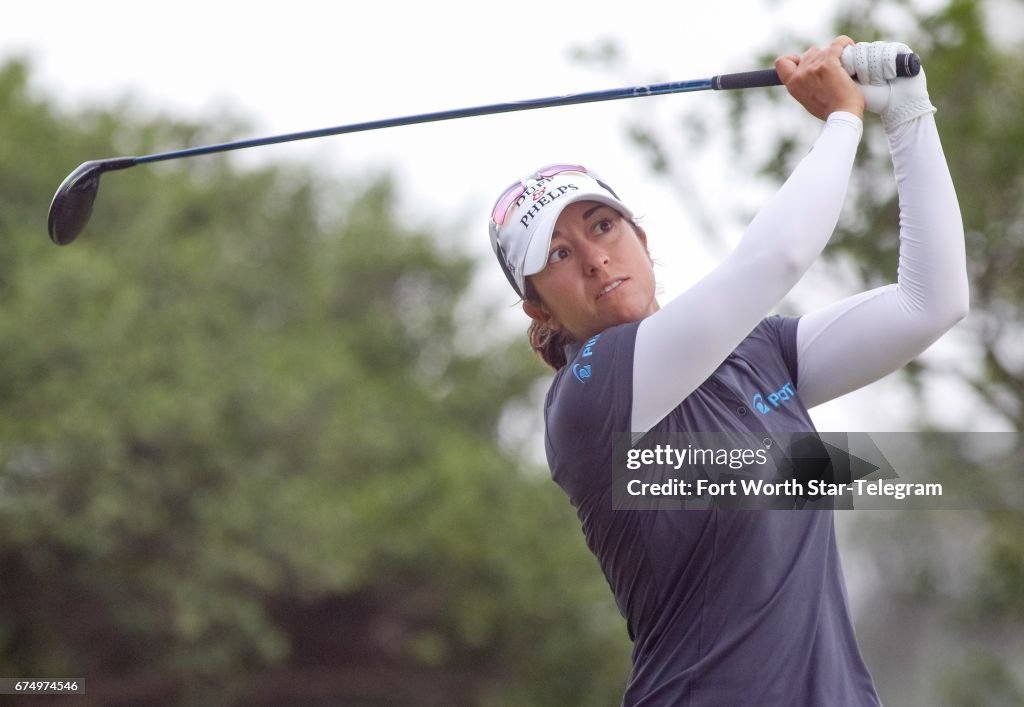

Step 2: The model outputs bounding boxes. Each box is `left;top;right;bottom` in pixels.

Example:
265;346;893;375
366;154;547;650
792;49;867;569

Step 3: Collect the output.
579;240;610;275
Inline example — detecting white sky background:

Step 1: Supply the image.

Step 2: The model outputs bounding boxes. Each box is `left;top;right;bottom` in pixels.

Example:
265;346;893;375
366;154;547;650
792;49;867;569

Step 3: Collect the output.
1;0;1003;435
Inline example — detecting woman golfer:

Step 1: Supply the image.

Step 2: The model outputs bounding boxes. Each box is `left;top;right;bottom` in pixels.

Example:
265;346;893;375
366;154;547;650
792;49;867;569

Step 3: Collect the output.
488;37;967;705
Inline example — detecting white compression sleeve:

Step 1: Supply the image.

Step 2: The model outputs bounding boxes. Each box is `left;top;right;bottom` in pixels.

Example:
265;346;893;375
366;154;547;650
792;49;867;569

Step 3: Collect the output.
630;112;863;434
794;114;968;408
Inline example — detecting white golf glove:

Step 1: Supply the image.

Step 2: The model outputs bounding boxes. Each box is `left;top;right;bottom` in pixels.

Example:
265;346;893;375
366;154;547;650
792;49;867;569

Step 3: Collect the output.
841;41;936;130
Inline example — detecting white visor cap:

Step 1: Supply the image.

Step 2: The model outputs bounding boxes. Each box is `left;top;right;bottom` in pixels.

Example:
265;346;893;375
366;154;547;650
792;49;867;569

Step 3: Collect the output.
490;169;634;296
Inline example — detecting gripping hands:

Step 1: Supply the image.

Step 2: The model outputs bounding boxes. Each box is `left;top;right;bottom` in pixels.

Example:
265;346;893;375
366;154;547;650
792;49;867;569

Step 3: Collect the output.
841;41;936;129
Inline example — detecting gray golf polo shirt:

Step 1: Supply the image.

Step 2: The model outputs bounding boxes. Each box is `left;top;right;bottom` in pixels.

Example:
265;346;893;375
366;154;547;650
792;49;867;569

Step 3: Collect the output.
544;316;881;706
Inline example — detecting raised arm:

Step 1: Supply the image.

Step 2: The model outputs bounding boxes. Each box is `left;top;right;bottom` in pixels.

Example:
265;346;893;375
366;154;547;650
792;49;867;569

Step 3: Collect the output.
796;45;968;407
631;37;865;433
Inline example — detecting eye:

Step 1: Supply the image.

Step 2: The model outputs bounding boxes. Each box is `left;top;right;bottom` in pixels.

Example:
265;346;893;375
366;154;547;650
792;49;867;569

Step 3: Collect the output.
548;246;570;264
593;218;613;235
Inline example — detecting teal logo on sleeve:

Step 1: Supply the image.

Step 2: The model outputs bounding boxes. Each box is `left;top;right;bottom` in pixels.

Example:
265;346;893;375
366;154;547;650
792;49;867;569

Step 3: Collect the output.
573;334;602;384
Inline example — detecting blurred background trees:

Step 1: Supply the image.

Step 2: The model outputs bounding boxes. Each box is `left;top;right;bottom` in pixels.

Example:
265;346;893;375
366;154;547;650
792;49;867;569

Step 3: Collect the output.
1;0;1021;704
0;59;629;705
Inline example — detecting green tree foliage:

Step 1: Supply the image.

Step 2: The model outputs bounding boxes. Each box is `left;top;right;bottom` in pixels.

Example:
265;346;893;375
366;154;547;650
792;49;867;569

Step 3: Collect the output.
0;59;631;705
576;1;1024;703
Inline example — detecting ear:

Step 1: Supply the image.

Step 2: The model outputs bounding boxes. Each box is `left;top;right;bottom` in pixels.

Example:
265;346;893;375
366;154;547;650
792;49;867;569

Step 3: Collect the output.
634;223;650;253
522;299;563;332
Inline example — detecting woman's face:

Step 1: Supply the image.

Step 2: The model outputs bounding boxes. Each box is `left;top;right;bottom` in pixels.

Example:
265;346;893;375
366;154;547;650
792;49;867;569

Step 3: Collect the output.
524;200;659;341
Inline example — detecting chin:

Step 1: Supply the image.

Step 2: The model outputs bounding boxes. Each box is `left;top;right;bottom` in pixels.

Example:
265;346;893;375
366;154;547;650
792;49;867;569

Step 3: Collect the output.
602;307;646;330
621;296;657;319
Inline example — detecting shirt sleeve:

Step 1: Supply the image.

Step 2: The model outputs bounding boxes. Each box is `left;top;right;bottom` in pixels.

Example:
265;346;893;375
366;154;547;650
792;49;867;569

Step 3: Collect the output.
546;322;640;502
631;112;863;434
794;113;969;408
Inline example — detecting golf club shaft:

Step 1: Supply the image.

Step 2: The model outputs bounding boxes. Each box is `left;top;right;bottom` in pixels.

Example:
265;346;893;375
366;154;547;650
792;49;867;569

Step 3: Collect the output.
132;54;918;165
135;78;719;165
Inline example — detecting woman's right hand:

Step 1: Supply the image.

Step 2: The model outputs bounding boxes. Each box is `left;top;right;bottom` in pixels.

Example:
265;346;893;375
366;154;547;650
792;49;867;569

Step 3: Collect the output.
775;36;865;120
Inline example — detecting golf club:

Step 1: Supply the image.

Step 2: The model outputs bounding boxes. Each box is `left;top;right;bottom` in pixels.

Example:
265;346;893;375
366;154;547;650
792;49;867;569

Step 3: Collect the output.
47;53;920;246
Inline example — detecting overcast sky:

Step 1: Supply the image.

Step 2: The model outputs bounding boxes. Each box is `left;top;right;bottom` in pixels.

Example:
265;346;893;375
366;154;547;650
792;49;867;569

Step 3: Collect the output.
2;0;832;281
4;1;1002;432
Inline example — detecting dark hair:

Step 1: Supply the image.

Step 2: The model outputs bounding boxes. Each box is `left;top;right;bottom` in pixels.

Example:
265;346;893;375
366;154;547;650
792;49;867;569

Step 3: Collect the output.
524;279;574;371
522;217;648;371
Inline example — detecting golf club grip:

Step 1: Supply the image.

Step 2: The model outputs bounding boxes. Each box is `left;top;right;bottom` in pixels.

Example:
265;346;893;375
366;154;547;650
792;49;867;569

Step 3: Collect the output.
713;52;921;90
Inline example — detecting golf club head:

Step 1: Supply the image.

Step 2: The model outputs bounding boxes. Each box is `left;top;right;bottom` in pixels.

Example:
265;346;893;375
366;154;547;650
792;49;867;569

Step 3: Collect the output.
47;157;136;246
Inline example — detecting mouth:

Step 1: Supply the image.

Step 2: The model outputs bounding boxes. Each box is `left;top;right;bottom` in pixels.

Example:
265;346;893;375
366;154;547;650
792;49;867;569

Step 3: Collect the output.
596;278;628;300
